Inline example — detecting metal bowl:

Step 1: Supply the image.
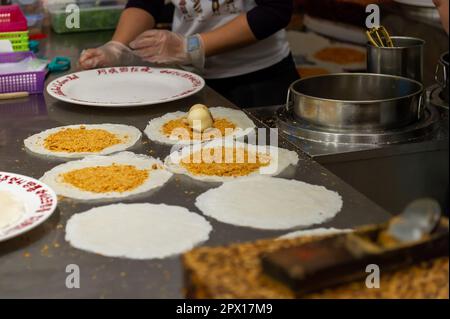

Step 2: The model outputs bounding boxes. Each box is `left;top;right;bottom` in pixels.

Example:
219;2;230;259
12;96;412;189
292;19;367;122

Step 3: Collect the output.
287;73;424;131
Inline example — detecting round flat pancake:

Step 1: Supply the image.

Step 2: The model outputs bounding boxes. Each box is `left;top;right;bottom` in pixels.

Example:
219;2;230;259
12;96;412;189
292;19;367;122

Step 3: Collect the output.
165;140;299;182
0;190;25;229
65;203;212;259
278;228;352;240
144;107;256;145
40;152;172;200
24;124;142;158
308;44;366;70
195;177;343;230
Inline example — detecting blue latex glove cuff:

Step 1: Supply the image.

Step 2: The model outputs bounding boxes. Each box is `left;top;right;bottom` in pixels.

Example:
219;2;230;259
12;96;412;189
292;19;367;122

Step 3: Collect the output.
47;57;71;72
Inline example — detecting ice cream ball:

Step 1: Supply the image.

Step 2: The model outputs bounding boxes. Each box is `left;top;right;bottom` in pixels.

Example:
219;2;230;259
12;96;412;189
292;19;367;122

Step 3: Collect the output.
187;104;214;132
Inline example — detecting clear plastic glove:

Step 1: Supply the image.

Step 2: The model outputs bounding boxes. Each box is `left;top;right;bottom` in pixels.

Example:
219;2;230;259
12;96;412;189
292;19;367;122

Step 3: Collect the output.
129;30;204;68
78;41;141;69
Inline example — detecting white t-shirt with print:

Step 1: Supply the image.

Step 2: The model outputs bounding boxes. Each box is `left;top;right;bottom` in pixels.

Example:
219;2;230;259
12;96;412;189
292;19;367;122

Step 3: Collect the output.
170;0;291;79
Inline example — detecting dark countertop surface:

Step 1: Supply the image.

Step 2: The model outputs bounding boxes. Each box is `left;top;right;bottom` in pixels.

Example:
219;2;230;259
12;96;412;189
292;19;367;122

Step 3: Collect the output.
0;31;390;298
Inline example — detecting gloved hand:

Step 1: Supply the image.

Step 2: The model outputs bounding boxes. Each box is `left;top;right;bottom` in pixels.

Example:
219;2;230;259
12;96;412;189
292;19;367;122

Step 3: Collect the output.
78;41;141;69
129;30;205;70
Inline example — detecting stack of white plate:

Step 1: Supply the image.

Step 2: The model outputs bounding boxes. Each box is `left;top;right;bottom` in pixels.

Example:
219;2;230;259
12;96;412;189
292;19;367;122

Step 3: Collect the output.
287;30;366;71
303;15;367;45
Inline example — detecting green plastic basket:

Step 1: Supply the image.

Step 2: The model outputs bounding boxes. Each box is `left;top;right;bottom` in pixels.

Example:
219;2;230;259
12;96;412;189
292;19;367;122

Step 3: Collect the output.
0;31;29;51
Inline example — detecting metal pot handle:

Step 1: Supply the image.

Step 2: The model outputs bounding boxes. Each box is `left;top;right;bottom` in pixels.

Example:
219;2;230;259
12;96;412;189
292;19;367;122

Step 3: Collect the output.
418;93;425;120
435;60;447;88
286;89;293;112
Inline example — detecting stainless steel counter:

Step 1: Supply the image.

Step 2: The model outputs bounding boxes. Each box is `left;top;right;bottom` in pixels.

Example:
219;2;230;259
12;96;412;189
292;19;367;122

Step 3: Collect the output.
0;31;390;298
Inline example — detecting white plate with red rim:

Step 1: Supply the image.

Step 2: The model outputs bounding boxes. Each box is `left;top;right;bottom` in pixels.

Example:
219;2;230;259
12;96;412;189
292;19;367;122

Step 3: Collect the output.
47;67;205;107
0;172;58;242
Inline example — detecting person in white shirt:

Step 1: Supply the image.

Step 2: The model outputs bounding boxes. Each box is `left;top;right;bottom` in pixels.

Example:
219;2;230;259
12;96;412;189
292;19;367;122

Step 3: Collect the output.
79;0;299;108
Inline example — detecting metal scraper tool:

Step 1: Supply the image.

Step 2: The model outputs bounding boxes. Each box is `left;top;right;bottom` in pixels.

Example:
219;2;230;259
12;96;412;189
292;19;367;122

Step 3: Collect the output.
387;198;441;243
261;198;448;296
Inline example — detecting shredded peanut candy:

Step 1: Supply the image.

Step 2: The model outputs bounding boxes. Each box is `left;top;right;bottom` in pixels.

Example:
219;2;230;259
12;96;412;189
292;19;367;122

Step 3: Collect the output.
181;147;270;177
162;117;236;140
61;164;149;193
44;126;122;153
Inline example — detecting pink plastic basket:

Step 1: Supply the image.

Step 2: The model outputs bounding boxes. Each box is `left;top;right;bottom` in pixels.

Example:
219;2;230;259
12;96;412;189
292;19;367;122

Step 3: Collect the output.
0;51;47;94
0;5;28;33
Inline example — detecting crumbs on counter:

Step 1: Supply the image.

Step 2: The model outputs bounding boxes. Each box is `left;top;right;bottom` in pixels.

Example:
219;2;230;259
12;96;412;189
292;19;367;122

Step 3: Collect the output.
40;244;51;257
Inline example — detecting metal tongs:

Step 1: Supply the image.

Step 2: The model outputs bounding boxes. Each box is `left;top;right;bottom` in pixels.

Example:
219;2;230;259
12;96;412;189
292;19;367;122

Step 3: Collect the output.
366;26;394;48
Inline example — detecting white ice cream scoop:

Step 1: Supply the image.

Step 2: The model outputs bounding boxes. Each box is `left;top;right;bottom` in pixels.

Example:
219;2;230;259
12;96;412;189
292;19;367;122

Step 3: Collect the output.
186;104;213;132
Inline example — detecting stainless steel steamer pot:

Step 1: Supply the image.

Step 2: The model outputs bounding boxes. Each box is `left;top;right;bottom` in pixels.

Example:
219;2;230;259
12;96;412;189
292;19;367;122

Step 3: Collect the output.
367;36;425;83
286;73;424;131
